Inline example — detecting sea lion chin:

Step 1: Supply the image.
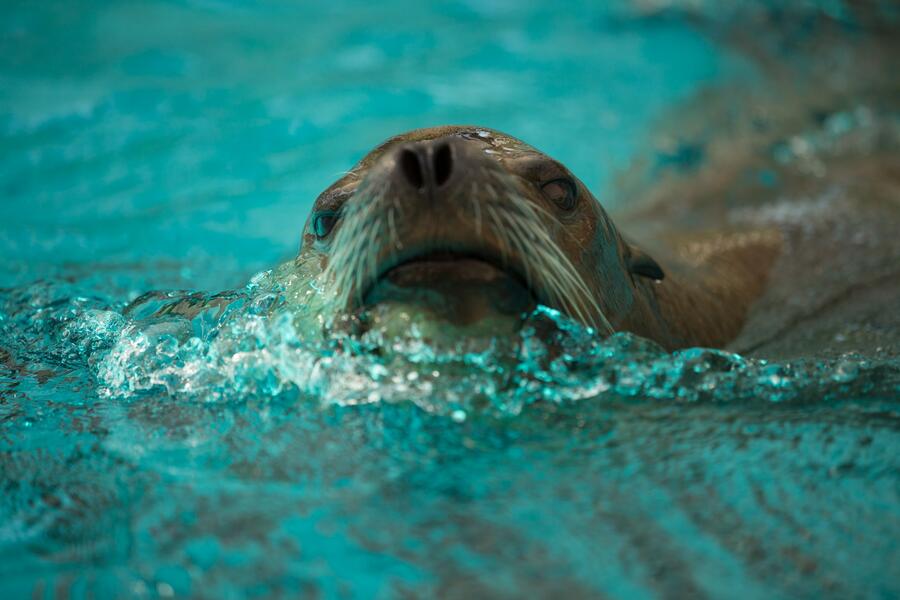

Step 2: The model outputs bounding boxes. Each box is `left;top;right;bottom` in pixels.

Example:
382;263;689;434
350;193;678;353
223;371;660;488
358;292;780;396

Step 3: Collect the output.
297;125;780;350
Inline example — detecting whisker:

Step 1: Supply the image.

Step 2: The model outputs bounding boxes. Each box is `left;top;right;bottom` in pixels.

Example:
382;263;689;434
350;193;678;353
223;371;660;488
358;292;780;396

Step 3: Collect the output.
471;183;483;237
324;161;615;335
388;205;400;251
482;176;614;334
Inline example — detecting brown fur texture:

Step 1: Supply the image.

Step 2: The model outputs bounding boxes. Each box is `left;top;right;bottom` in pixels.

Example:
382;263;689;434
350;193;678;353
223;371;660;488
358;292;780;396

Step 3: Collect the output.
299;126;789;351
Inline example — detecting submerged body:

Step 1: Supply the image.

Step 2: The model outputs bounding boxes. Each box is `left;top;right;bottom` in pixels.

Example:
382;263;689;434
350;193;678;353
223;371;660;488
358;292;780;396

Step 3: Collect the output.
618;122;900;359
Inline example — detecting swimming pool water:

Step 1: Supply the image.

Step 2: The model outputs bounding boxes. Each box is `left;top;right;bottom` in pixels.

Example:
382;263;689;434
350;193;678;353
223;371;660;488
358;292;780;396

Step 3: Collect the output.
1;1;899;598
0;0;724;290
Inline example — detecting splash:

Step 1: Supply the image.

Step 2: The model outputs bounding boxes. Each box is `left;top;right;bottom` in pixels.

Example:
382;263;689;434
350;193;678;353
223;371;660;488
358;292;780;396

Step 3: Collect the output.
2;264;897;419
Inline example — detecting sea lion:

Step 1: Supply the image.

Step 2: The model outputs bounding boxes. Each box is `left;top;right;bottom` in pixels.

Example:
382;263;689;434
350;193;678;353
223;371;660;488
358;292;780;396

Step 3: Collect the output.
298;125;783;350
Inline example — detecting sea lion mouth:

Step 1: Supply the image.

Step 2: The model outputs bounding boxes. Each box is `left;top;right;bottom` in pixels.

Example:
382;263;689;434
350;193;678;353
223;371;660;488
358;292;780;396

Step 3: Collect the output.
357;247;538;321
379;249;529;287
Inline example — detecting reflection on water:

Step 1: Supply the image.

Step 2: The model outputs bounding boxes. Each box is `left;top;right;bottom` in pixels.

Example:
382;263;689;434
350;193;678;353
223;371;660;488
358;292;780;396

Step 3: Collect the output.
1;0;899;598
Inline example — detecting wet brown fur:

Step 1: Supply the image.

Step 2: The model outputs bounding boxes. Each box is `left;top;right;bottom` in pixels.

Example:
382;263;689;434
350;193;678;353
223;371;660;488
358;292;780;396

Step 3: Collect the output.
300;125;786;350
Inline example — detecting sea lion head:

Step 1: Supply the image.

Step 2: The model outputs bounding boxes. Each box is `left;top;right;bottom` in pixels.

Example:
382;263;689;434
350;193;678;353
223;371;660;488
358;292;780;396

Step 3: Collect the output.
298;126;666;341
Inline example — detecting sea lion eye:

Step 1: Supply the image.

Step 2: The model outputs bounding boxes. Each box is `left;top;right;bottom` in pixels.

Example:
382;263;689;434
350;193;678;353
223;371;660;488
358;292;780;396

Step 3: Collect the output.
541;178;577;211
312;211;340;239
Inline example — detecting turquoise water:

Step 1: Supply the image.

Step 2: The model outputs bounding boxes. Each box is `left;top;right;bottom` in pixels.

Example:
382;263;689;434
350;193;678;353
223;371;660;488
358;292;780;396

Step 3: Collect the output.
2;1;899;598
0;0;722;290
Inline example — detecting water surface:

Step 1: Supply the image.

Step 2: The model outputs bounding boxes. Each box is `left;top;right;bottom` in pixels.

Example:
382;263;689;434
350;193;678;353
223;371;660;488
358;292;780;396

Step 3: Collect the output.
1;1;899;598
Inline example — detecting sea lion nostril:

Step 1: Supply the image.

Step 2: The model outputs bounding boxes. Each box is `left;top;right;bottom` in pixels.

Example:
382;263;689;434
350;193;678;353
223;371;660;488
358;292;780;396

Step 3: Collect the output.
433;143;453;187
399;148;425;189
